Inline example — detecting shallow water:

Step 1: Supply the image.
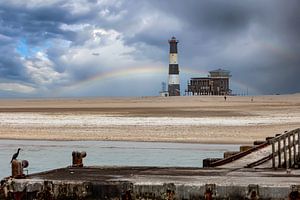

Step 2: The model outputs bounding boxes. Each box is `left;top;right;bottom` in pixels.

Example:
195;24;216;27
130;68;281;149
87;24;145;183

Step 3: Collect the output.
0;140;239;179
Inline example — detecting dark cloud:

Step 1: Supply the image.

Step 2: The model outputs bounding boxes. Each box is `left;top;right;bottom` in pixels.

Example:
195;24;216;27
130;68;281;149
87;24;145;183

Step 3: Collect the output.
0;0;299;96
0;3;79;45
0;44;29;81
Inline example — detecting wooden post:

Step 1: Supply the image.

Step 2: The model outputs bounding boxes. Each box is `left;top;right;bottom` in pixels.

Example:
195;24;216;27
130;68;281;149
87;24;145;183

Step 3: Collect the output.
288;133;292;167
272;141;275;168
298;131;300;163
293;132;296;165
284;135;288;168
278;139;281;168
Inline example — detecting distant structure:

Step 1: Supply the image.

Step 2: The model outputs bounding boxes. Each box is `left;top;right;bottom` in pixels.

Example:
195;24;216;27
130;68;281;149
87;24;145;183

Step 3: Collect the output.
186;69;231;96
159;82;169;97
168;37;180;96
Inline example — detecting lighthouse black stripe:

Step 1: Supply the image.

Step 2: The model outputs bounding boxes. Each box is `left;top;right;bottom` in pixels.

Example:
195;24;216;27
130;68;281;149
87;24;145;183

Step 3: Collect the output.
169;43;178;53
169;64;179;74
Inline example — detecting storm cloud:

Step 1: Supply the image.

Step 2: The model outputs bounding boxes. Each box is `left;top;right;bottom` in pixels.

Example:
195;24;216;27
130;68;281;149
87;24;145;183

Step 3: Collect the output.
0;0;299;97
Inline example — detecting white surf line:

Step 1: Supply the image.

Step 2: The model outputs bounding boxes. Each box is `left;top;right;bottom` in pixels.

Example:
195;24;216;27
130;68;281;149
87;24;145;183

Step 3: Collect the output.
0;113;300;127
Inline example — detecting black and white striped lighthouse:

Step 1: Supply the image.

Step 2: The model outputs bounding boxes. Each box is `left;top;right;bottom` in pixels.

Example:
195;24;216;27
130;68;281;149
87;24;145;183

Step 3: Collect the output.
168;36;180;96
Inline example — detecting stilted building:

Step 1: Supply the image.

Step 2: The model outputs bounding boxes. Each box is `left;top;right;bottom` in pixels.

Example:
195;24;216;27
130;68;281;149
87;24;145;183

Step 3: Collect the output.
186;69;231;96
168;37;180;96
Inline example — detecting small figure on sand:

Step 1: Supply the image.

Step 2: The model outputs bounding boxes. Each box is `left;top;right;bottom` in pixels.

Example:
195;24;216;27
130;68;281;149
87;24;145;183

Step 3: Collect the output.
224;96;227;101
251;97;254;102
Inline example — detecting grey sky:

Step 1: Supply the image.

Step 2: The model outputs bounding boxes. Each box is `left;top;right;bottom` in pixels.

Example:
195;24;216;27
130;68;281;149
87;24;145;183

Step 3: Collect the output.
0;0;299;97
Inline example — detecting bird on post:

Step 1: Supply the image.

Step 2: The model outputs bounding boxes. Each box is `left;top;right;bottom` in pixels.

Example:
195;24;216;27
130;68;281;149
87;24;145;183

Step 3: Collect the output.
10;148;21;163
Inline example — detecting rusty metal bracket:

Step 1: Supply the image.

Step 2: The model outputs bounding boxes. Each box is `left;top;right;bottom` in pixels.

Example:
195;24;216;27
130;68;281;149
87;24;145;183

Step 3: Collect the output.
289;185;300;200
246;184;259;200
204;184;216;200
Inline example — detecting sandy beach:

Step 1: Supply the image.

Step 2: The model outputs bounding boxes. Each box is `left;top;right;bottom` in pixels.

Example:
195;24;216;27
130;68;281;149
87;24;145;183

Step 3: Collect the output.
0;94;299;144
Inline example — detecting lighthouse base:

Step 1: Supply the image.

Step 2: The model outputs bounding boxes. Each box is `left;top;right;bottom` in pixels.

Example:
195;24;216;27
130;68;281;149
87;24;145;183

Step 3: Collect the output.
168;84;180;96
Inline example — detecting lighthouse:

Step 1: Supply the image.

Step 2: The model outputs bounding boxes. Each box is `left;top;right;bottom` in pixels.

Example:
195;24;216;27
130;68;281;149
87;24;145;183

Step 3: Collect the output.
168;36;180;96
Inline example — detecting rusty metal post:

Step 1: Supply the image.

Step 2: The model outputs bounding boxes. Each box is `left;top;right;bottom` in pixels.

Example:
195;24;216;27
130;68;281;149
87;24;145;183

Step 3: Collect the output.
11;160;22;178
72;151;87;167
271;141;275;168
278;139;281;168
11;160;29;178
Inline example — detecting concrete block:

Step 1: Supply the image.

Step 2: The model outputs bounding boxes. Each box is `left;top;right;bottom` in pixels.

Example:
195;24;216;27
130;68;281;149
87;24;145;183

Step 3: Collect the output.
253;141;265;145
240;145;253;152
202;158;222;168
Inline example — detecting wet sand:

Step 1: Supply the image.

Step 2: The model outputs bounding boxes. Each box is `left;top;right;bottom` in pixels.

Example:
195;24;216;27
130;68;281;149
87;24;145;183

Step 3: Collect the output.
0;94;299;144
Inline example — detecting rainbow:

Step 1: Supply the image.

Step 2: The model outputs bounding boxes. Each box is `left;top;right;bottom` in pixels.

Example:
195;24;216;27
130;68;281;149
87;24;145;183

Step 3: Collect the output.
55;65;166;95
181;67;208;77
55;65;261;96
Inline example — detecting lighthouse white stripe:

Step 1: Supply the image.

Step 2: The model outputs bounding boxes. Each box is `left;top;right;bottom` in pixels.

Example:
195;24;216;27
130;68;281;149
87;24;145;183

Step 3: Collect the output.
168;74;180;84
169;53;178;64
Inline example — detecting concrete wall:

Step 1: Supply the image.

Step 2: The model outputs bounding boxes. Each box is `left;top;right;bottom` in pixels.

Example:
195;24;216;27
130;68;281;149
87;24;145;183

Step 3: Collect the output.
2;178;299;200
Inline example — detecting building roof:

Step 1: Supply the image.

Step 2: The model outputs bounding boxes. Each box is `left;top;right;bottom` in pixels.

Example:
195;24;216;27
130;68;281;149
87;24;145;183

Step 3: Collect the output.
190;77;211;80
189;68;232;80
209;68;231;77
209;68;230;74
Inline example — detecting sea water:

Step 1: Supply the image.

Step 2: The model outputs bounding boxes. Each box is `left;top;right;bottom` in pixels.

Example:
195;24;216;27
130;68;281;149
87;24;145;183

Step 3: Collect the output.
0;140;239;179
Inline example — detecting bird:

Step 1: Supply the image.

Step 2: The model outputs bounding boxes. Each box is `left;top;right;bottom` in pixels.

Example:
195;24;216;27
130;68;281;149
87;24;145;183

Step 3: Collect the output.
10;148;21;163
